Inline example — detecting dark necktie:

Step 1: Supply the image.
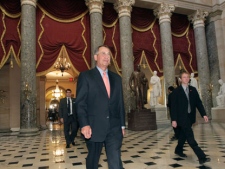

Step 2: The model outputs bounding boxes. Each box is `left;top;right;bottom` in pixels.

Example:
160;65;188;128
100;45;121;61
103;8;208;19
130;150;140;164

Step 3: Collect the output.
185;87;191;113
67;98;71;115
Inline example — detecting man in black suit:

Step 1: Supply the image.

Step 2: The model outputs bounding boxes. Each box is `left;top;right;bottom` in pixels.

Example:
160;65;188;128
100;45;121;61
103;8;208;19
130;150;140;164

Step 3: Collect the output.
167;86;179;140
171;72;210;165
59;89;78;148
76;45;125;169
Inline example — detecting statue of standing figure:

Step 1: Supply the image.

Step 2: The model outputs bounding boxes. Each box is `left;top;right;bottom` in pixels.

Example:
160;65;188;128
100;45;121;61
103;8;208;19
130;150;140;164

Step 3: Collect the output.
190;73;198;90
216;79;225;107
129;65;148;109
150;71;161;106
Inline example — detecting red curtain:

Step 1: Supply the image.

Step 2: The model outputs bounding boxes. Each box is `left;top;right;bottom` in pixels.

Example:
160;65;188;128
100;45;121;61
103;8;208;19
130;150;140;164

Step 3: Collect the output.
132;7;163;76
0;0;21;67
171;13;197;73
103;3;121;72
0;0;198;76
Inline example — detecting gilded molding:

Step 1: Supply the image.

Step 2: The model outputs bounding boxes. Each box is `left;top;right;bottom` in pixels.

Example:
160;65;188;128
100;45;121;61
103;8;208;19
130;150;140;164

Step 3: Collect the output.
21;0;37;7
114;0;135;18
188;9;209;29
154;3;175;24
85;0;104;14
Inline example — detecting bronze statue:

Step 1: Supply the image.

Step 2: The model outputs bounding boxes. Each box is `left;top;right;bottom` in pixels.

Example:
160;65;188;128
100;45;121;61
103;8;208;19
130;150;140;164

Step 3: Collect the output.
129;65;148;109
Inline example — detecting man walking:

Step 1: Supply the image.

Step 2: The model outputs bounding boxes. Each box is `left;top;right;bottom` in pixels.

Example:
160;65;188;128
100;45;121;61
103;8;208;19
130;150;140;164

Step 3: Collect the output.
170;72;210;164
76;45;125;169
59;89;78;148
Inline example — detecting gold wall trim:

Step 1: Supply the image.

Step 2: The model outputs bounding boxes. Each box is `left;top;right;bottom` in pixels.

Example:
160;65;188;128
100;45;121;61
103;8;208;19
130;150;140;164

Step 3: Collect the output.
37;4;88;23
81;17;90;70
132;18;156;32
0;6;21;18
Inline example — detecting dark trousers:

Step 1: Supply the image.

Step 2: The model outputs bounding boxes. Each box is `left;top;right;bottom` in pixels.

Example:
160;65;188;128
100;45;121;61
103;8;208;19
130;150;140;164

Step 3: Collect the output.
85;128;123;169
64;115;78;145
173;126;180;139
175;120;206;160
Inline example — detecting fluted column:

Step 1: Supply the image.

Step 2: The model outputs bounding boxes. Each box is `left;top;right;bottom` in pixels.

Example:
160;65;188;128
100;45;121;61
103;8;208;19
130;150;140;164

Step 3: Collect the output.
114;0;135;113
85;0;104;68
188;10;212;118
154;3;175;93
20;0;39;136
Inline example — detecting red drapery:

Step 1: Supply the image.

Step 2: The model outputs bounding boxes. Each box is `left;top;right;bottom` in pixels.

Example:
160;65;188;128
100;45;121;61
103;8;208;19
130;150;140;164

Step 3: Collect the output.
171;13;197;73
103;3;121;73
0;0;198;76
132;7;163;76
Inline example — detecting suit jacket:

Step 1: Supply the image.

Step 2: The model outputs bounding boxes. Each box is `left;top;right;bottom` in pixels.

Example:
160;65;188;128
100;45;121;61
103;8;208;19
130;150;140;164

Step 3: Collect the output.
59;97;77;122
76;67;125;142
170;85;206;126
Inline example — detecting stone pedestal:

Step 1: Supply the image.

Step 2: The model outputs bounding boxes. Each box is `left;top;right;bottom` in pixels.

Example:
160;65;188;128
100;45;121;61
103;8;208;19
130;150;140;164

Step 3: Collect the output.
211;107;225;122
128;109;157;131
152;106;168;121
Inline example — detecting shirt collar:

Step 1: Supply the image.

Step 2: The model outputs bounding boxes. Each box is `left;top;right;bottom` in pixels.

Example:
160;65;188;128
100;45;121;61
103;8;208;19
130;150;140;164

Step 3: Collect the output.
181;84;188;91
96;66;108;76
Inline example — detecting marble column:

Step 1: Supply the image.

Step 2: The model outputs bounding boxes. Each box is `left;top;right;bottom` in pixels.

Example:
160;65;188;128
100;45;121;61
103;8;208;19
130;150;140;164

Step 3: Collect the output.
85;0;104;68
205;10;222;107
188;10;212;118
20;0;39;136
154;3;175;93
114;0;135;112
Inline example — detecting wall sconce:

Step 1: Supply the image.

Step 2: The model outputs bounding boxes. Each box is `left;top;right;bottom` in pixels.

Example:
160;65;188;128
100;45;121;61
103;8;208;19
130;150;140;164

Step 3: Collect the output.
208;83;213;93
24;82;31;100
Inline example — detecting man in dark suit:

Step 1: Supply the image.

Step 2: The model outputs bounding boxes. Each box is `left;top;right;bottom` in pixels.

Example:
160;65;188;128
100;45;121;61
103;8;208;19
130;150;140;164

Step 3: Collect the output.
59;89;78;148
171;72;210;165
167;86;179;140
76;45;125;169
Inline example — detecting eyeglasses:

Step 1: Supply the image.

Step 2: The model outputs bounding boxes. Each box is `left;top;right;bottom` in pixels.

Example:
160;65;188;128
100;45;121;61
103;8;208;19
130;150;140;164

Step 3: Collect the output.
97;52;111;56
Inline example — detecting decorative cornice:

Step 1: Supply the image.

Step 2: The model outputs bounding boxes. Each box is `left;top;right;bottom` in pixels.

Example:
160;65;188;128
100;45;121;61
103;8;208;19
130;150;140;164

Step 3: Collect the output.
188;9;209;29
21;0;37;7
154;3;175;24
85;0;104;14
207;9;222;23
114;0;135;18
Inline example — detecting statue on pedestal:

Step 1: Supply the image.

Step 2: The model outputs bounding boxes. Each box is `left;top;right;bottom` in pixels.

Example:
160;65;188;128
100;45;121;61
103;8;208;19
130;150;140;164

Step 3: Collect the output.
150;71;161;106
216;79;225;107
129;65;148;109
190;73;198;90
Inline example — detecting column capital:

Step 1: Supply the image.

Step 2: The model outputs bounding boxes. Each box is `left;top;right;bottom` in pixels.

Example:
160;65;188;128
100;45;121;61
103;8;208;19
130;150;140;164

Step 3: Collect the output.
188;9;209;29
114;0;135;18
21;0;37;7
85;0;104;14
154;3;175;24
207;10;223;23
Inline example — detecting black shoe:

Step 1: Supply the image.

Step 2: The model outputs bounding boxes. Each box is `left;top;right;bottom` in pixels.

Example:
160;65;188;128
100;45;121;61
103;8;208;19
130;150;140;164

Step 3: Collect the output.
175;152;187;158
72;142;75;146
199;157;211;164
66;144;70;148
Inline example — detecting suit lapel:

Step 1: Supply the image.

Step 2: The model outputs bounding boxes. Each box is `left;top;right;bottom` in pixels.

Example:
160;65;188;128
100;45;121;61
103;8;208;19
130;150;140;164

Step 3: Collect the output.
93;68;109;98
179;86;188;101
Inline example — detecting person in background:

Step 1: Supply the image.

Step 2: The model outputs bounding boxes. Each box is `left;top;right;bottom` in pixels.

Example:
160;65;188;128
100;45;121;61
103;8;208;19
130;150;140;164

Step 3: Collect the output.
170;72;210;165
59;89;78;148
167;86;179;141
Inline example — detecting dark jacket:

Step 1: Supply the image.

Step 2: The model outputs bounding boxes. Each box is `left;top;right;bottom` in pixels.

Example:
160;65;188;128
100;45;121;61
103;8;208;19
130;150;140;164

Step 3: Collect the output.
170;85;206;126
76;67;125;142
59;97;77;122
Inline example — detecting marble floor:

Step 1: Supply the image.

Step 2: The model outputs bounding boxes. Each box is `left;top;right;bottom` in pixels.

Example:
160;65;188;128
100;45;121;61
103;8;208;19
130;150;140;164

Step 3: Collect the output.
0;120;225;169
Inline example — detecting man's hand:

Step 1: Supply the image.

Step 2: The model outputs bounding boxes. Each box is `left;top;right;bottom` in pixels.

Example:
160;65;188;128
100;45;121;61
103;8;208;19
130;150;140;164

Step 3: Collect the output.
122;128;125;136
81;126;92;139
60;118;64;124
172;121;177;128
203;116;209;123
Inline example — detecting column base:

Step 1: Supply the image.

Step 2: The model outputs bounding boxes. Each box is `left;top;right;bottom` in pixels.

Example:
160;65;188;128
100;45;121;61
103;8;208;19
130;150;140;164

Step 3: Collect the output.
18;128;40;137
151;105;168;121
0;128;11;133
211;107;225;122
